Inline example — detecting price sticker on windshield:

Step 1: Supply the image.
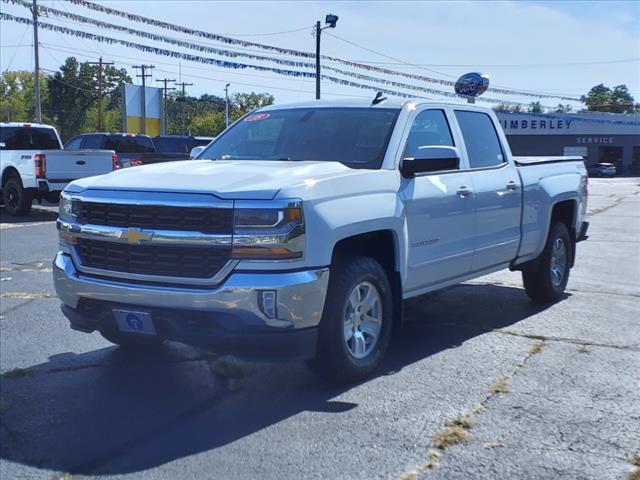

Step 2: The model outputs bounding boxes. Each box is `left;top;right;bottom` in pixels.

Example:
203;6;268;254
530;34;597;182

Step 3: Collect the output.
244;113;270;122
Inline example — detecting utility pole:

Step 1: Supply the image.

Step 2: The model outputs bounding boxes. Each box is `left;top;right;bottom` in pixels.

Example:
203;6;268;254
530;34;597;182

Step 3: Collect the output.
86;57;114;131
31;0;41;123
156;78;176;135
314;15;338;100
132;64;154;134
224;83;231;128
175;81;193;135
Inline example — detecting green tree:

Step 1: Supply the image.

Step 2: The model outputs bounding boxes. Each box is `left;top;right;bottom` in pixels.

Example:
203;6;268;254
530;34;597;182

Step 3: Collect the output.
552;104;573;114
188;111;226;136
581;84;638;113
528;101;543;113
0;71;49;123
231;92;274;120
45;57;130;140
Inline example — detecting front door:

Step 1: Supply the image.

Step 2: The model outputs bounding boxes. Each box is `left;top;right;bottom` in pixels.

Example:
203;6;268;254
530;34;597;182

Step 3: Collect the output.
401;108;475;294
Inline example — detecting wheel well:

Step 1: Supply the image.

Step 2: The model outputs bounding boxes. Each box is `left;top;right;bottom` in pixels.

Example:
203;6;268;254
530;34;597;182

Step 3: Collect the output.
2;167;19;187
551;200;577;266
332;230;403;330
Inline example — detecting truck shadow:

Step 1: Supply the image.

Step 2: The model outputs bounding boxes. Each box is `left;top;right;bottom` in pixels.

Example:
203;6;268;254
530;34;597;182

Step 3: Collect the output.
0;204;59;224
0;283;560;476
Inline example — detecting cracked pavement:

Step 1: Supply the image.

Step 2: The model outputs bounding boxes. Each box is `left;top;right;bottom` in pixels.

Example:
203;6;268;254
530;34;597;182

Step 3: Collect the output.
1;178;639;479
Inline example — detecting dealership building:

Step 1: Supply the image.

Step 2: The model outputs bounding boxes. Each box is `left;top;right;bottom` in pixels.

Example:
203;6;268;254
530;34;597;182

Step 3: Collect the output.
495;111;640;175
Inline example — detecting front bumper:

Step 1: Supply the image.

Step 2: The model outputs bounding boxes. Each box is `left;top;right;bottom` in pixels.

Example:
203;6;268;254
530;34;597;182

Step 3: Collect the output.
53;252;329;359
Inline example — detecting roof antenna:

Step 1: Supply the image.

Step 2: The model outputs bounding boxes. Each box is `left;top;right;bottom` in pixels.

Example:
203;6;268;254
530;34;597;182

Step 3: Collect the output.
372;92;387;105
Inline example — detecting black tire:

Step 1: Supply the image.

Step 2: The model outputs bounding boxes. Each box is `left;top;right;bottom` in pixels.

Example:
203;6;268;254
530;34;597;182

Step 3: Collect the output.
100;330;164;348
2;176;32;216
307;255;393;384
522;221;572;304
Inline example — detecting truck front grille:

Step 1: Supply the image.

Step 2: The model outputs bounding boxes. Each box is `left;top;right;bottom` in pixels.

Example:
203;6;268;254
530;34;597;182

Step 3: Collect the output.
76;238;231;279
77;201;233;234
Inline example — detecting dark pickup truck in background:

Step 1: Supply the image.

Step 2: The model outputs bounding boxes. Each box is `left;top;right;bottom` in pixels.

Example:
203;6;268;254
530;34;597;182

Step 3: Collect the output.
65;133;210;168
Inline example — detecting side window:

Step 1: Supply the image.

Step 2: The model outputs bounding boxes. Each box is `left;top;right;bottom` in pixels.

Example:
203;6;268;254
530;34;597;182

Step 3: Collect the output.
455;111;505;168
65;137;82;150
83;135;103;149
402;109;454;158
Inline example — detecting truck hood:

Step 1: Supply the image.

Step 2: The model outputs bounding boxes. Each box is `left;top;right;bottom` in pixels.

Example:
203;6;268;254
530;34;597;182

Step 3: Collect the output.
68;159;355;200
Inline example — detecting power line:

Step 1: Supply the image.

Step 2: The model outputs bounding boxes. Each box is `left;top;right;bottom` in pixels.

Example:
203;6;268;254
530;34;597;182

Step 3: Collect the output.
47;0;581;101
132;64;154;134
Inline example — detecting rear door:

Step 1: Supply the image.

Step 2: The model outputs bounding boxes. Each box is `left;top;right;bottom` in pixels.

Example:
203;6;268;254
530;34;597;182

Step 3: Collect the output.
454;109;521;271
401;107;475;293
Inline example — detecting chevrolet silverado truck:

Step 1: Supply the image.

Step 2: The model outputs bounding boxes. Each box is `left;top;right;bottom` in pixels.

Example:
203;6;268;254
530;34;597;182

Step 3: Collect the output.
1;123;117;215
53;99;589;383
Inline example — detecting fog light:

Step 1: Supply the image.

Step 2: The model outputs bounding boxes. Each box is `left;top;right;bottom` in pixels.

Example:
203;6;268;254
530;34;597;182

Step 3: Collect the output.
259;290;277;319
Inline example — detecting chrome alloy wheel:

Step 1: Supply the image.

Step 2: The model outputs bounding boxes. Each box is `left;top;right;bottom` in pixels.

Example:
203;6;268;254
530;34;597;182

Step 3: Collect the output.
343;281;382;359
550;237;568;287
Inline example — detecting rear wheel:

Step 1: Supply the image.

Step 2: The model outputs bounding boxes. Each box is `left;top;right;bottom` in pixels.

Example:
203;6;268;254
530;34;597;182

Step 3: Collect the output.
2;176;32;216
307;255;392;384
522;221;571;303
100;330;164;348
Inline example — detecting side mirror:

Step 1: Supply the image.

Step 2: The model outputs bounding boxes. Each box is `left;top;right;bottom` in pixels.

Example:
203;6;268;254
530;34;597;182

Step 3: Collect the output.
190;145;205;159
401;146;460;177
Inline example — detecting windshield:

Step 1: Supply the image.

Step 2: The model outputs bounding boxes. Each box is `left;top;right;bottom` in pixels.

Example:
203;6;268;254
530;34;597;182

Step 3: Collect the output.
0;126;61;150
199;107;400;169
105;135;155;154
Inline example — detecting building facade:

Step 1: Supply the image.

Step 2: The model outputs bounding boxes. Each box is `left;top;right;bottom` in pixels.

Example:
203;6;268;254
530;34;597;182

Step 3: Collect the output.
495;111;640;175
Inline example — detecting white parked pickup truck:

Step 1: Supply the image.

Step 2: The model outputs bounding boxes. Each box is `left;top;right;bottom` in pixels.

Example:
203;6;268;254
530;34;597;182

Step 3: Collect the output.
1;123;118;215
53;99;589;383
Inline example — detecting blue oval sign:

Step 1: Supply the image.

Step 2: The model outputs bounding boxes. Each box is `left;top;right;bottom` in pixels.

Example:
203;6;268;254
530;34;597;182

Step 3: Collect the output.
455;72;490;98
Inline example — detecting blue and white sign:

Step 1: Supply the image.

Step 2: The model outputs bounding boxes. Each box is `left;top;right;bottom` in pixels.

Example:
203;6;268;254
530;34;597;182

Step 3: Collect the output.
455;72;490;98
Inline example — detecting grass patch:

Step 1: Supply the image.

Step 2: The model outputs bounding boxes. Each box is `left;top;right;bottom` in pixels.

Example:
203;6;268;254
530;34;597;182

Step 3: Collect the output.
529;341;544;355
629;469;640;480
432;412;476;449
489;376;510;395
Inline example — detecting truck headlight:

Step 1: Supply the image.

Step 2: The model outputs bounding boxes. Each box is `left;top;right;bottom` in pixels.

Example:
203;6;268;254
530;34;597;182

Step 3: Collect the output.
232;201;304;260
58;192;78;223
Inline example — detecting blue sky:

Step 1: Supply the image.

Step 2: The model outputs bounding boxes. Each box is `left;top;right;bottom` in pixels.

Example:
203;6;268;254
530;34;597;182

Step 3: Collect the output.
1;0;639;109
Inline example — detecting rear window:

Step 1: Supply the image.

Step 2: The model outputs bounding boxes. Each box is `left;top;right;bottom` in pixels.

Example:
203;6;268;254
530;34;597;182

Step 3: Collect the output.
152;137;195;154
104;135;155;153
0;126;61;150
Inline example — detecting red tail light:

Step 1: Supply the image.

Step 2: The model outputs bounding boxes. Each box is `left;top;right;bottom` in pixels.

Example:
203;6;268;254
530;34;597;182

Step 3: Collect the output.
112;154;120;170
130;158;143;167
34;154;46;178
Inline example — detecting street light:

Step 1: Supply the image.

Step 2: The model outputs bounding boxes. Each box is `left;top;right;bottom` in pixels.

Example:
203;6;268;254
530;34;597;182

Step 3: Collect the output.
315;13;339;100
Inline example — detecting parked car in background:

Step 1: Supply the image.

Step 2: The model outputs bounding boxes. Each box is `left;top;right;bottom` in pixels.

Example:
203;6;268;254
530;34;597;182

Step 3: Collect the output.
65;133;193;168
153;135;213;155
54;99;589;383
1;123;117;216
587;162;616;177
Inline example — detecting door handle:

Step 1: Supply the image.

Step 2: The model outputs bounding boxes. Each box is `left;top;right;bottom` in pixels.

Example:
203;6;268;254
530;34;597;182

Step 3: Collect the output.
506;181;518;191
76;160;86;165
457;186;472;197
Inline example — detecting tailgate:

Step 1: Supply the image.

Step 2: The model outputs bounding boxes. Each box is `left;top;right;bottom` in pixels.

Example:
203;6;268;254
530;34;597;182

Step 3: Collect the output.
45;149;114;181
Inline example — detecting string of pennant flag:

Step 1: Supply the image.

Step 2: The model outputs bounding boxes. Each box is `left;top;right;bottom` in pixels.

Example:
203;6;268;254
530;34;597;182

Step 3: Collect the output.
2;11;533;106
8;0;581;102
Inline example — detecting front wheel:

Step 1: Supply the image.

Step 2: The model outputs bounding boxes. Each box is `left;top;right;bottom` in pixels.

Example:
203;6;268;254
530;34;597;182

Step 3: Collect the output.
307;255;393;384
2;176;32;216
522;221;572;303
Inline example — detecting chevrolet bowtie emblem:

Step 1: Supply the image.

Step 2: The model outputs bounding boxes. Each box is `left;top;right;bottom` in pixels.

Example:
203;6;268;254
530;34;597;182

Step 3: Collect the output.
120;228;152;244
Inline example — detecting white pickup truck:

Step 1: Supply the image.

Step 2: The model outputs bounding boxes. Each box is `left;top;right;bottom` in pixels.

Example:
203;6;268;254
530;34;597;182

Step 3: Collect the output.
0;123;117;215
53;99;589;383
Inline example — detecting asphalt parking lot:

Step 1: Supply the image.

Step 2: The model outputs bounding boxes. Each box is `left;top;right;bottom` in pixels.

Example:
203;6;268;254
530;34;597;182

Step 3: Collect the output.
1;178;639;480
